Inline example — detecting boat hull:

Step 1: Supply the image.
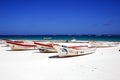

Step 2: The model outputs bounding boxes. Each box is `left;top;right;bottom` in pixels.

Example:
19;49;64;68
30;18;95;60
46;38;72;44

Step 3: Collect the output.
54;46;96;57
9;44;36;50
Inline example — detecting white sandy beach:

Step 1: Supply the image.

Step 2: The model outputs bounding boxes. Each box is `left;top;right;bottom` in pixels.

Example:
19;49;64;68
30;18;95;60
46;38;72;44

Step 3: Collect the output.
0;42;120;80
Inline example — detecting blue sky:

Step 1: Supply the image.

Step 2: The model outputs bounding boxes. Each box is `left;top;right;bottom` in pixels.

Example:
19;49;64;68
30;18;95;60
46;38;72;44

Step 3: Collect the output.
0;0;120;35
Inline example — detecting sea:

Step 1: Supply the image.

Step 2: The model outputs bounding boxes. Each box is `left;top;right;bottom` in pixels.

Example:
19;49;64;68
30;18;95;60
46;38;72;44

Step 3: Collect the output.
0;35;120;42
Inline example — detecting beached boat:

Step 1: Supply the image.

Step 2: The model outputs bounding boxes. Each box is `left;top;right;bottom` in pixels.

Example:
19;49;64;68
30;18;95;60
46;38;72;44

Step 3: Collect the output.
34;41;92;53
89;41;119;48
4;39;24;46
53;45;96;57
8;41;36;50
34;41;58;53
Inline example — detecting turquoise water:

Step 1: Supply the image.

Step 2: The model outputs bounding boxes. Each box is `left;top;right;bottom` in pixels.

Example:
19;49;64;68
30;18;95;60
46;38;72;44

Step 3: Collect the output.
0;35;120;42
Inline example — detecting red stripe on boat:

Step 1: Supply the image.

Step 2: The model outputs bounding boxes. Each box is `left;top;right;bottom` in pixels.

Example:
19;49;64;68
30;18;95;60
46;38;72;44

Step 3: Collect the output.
8;41;36;47
34;42;59;48
70;45;88;50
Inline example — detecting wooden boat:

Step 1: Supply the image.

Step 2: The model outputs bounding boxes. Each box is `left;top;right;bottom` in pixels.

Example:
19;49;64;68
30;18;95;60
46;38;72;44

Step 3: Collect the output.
34;41;58;53
34;41;92;53
4;39;24;46
53;45;96;57
8;41;36;50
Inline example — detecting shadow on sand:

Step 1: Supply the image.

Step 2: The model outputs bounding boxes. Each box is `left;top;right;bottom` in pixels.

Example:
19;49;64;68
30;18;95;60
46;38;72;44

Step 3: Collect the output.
1;45;8;47
49;53;93;59
33;51;41;53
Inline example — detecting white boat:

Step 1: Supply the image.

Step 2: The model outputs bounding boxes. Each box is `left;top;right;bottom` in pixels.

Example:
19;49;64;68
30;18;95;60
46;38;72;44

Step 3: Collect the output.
70;38;89;43
8;41;36;50
34;41;92;53
34;41;58;53
53;45;96;57
4;39;24;46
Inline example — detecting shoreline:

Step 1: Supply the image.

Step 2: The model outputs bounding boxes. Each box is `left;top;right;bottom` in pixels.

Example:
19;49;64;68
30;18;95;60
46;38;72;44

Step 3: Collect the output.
0;35;120;42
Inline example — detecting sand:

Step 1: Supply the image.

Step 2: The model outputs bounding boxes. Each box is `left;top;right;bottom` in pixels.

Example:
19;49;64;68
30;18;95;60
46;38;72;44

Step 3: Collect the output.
0;42;120;80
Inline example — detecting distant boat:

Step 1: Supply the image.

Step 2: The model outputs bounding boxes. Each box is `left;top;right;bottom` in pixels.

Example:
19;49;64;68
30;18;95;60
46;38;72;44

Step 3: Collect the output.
43;37;52;40
70;38;89;43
